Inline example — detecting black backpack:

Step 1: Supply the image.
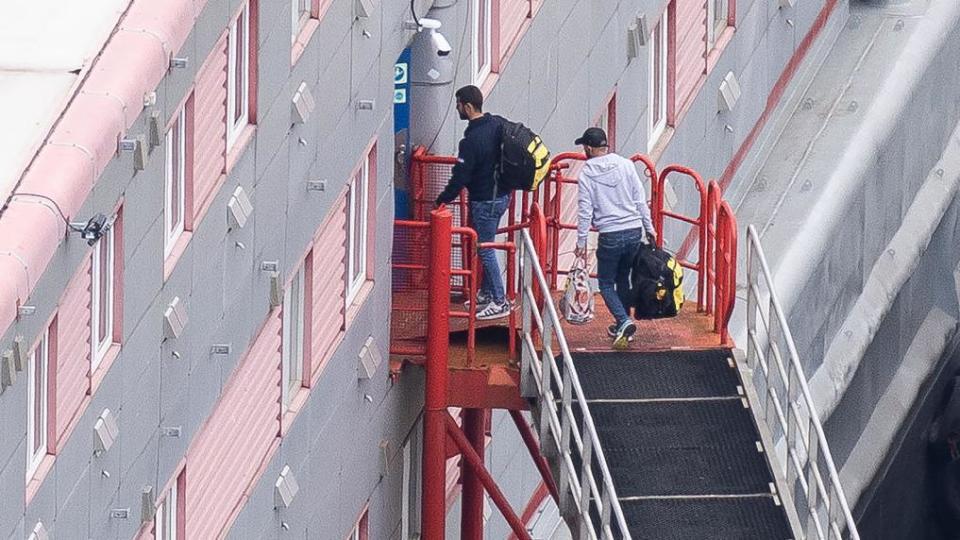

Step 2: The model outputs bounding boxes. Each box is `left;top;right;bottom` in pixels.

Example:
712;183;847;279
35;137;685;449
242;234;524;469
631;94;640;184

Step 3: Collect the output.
630;243;684;318
494;116;550;191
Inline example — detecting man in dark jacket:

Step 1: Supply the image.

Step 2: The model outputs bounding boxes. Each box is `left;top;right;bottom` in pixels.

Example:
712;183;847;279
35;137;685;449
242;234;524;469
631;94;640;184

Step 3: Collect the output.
435;85;511;320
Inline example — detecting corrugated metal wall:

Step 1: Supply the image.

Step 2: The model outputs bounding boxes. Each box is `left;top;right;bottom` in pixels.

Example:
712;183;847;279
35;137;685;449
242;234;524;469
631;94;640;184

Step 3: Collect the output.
674;0;708;114
193;33;228;217
310;197;346;380
185;310;281;538
55;256;90;444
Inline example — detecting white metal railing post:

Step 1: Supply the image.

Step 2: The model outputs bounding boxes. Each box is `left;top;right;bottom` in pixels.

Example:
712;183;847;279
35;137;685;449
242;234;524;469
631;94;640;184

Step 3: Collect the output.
516;228;632;540
744;225;860;540
520;245;536;398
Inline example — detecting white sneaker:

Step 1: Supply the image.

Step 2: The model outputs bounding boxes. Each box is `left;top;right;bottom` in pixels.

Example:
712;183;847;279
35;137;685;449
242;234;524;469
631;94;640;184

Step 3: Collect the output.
476;301;511;321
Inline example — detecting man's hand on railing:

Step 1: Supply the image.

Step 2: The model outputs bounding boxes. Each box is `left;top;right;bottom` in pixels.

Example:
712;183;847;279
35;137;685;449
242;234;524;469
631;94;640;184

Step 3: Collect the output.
574;244;587;260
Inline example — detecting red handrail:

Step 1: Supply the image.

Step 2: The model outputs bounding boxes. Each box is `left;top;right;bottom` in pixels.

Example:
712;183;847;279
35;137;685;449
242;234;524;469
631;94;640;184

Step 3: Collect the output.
656;165;708;310
402;147;740;354
714;201;737;344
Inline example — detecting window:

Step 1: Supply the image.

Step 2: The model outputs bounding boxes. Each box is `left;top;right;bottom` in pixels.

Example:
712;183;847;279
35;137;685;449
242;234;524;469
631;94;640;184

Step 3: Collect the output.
26;328;49;478
281;266;305;409
155;477;182;540
164;106;186;256
227;1;251;146
349;509;369;540
707;0;730;49
346;154;371;302
596;92;617;152
648;12;668;150
291;0;309;43
91;221;116;371
471;0;492;84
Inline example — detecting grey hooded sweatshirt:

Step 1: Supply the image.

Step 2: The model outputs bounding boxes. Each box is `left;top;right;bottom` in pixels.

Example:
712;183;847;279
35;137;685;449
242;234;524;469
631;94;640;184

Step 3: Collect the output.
576;153;655;248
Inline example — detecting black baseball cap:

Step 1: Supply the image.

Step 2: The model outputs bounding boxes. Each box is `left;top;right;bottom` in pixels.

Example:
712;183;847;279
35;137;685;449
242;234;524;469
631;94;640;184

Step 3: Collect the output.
574;127;608;147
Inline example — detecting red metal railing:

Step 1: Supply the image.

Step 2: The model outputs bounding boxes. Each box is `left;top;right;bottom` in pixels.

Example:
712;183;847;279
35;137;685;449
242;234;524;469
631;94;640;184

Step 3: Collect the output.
390;219;481;364
655;165;708;310
397;147;740;354
540;152;659;290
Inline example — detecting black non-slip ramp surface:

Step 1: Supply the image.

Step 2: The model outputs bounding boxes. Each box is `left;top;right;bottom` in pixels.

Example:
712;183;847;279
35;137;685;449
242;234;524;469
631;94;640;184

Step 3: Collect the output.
620;496;792;540
571;349;740;400
579;401;772;496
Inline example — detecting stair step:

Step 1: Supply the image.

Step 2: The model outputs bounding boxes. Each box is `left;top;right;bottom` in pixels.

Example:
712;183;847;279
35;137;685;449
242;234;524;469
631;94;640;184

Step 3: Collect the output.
617;496;792;539
574;400;772;497
571;350;740;400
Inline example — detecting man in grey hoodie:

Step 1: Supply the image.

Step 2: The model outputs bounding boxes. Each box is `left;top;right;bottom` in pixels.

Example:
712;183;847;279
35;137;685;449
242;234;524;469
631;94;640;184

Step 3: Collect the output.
572;127;656;348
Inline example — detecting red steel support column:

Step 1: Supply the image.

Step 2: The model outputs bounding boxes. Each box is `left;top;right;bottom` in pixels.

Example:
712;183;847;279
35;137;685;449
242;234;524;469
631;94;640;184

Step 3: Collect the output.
445;414;533;540
423;208;452;540
460;408;487;540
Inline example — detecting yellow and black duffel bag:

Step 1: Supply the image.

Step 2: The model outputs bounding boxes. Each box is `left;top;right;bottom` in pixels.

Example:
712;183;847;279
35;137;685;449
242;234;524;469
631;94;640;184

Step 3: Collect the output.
630;243;684;318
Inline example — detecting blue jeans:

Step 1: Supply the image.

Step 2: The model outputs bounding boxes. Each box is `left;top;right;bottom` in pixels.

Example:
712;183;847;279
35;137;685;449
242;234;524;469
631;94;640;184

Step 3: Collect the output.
596;228;643;326
470;193;511;303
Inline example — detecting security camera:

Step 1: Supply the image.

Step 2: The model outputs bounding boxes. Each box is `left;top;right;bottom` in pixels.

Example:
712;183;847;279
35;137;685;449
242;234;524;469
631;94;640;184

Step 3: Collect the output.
79;213;107;246
420;19;451;57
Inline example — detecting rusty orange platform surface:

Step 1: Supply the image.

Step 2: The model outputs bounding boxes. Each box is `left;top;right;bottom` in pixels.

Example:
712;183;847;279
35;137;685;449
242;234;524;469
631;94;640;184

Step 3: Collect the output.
390;291;726;410
551;292;727;353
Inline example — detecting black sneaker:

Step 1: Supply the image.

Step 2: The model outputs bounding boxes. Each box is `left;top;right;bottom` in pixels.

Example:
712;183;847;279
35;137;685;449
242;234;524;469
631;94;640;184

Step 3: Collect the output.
476;300;511;321
608;324;634;341
613;320;637;350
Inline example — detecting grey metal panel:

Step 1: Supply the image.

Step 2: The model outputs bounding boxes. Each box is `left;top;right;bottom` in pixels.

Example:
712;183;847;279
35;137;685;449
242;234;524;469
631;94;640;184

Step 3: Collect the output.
254;37;294;181
0;440;27;539
119;328;161;476
0;364;27;479
54;471;91;540
195;0;231;64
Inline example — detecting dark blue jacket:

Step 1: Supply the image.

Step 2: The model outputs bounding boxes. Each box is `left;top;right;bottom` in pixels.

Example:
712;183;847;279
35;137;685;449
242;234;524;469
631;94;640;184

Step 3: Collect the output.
436;114;504;204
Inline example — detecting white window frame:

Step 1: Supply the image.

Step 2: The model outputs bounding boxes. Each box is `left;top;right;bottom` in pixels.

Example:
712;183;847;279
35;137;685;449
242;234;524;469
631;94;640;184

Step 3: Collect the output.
346;156;370;303
164;107;186;257
707;0;729;50
291;0;310;43
227;1;251;147
26;329;49;479
91;223;115;371
350;509;368;540
281;266;305;409
471;0;492;84
401;422;422;540
155;482;179;540
648;12;668;151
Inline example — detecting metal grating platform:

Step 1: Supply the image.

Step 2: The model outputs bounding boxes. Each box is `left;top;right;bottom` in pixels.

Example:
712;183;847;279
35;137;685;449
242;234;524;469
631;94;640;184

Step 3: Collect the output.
571;350;741;399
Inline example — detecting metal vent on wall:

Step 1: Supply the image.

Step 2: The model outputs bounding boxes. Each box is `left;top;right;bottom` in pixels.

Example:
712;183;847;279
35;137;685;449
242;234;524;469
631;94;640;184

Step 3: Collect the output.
718;71;742;113
358;336;382;380
292;82;316;125
94;408;119;455
1;350;16;392
227;186;253;229
163;296;188;339
275;465;300;508
28;522;48;540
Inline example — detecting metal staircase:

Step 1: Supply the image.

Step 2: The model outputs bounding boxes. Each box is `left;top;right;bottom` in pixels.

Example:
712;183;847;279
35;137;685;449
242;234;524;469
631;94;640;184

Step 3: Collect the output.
518;227;859;539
